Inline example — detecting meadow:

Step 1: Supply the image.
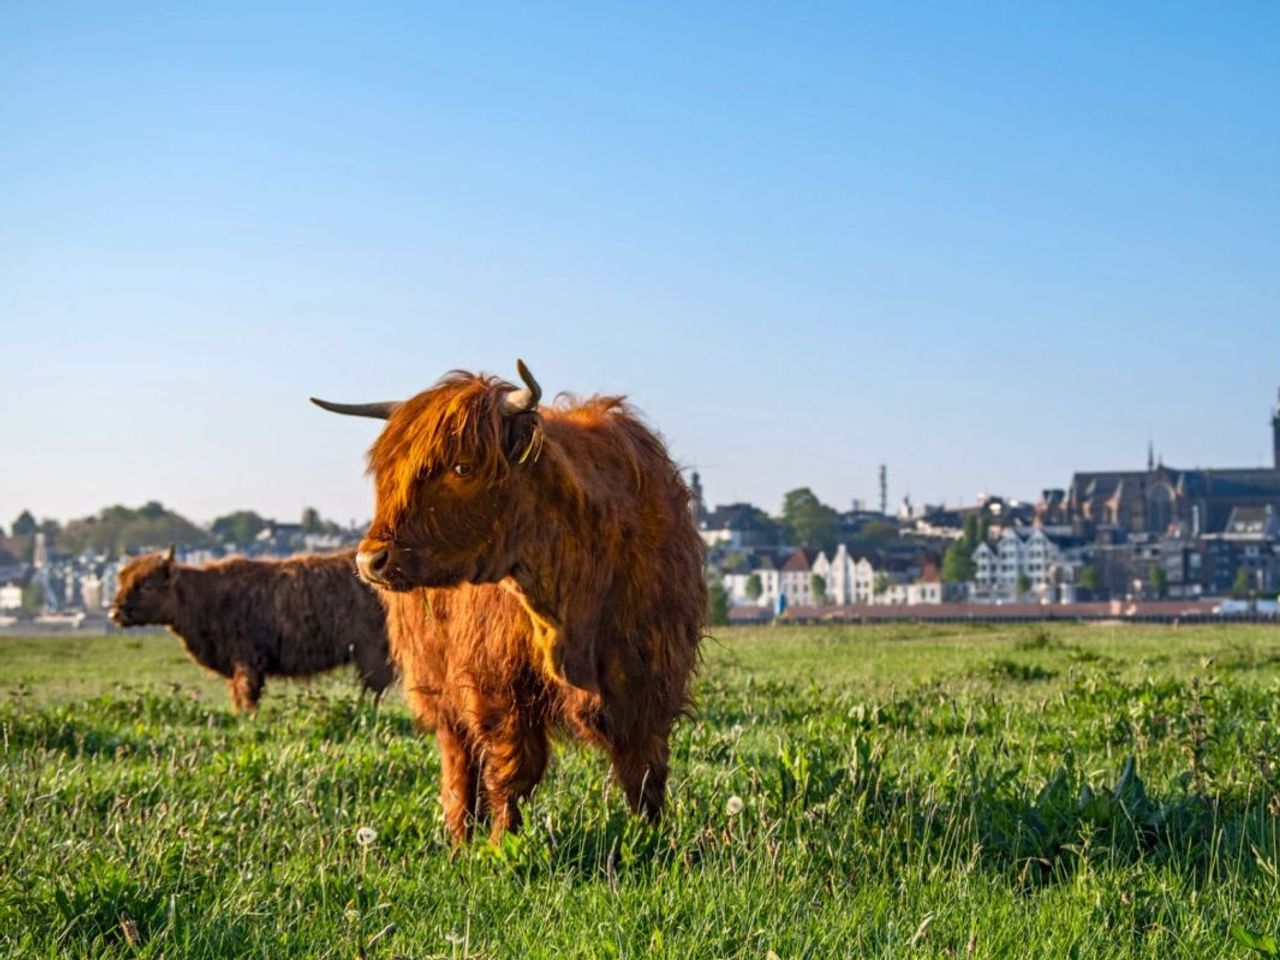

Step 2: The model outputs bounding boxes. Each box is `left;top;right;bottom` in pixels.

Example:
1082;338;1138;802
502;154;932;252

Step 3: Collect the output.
3;621;1280;959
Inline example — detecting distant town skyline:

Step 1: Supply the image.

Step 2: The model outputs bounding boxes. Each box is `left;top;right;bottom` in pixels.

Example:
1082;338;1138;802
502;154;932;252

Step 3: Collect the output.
3;5;1278;524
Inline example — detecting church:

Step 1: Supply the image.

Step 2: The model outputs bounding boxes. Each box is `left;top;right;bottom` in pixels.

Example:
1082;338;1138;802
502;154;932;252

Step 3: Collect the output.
1040;390;1280;540
1034;391;1280;597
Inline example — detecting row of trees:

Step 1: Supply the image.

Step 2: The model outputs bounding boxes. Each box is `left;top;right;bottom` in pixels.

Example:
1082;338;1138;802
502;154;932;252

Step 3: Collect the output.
6;504;348;557
777;488;897;552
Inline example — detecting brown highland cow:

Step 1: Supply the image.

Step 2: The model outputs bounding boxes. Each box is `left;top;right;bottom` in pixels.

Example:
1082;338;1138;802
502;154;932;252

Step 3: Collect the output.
313;359;706;841
110;547;394;711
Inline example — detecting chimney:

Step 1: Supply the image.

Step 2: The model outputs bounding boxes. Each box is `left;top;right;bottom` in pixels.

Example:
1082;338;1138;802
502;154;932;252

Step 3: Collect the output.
1272;388;1280;470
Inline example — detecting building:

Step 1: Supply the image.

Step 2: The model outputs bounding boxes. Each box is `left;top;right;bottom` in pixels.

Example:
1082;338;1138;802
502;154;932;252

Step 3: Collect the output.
699;503;779;550
779;548;822;606
1063;391;1280;541
817;544;878;605
0;580;24;611
973;528;1078;601
722;543;944;608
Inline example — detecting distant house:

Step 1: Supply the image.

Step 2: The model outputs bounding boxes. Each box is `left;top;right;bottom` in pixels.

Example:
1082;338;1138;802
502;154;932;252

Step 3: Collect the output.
0;581;24;612
973;528;1078;601
720;550;784;606
779;548;821;606
0;568;31;611
699;503;778;550
1220;505;1280;542
817;544;876;605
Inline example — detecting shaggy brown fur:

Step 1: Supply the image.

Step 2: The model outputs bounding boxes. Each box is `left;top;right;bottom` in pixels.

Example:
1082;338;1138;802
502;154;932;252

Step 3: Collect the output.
110;549;394;711
321;365;706;841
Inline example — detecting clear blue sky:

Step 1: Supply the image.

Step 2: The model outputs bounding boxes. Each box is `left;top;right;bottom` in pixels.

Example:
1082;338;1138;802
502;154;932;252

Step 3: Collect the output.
3;3;1278;527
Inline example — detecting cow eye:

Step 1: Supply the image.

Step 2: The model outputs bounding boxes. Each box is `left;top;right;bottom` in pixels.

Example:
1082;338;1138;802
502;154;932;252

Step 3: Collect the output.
453;463;473;477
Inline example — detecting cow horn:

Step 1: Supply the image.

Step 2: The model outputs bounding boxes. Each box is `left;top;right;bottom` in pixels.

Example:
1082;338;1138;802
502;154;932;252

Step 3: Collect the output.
310;397;401;420
500;358;541;415
163;543;175;564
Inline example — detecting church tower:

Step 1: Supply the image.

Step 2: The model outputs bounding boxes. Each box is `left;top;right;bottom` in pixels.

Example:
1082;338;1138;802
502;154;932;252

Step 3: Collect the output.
1273;388;1280;470
689;470;706;524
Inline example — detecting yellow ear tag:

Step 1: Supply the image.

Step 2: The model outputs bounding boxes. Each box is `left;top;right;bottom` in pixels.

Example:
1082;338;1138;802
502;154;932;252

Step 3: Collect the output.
517;428;542;465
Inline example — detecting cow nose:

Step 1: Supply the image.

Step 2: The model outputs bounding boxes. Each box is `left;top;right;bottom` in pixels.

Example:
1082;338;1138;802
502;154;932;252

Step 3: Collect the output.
357;548;390;582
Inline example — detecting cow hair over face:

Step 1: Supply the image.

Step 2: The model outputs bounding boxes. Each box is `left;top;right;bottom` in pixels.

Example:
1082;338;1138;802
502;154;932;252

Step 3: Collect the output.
111;549;394;712
367;372;543;522
351;366;706;841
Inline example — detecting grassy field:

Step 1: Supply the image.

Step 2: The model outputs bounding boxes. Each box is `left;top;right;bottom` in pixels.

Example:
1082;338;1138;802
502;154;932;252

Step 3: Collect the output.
3;622;1280;958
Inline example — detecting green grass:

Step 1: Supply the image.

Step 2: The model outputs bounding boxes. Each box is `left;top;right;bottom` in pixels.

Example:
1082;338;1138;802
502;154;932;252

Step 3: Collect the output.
3;622;1280;958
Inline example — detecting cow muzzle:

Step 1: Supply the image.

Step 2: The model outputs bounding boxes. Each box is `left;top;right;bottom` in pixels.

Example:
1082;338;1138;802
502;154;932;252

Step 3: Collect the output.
356;545;393;587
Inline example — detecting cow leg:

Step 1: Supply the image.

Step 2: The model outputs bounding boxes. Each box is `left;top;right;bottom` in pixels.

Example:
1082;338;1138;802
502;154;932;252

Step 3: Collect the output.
437;724;483;843
609;732;669;823
479;716;550;843
230;664;264;713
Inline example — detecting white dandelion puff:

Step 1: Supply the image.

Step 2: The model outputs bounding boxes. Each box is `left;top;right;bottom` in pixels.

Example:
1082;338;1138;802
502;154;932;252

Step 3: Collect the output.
356;825;378;846
726;795;745;816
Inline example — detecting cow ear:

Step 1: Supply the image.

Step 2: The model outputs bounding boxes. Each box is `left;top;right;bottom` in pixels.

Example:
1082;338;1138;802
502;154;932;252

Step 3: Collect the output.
504;413;543;466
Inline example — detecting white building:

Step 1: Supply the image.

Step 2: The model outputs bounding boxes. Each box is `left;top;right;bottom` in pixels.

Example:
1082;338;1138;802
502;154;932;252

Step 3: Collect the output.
973;528;1077;601
817;544;878;605
878;579;944;605
779;548;821;606
0;582;23;611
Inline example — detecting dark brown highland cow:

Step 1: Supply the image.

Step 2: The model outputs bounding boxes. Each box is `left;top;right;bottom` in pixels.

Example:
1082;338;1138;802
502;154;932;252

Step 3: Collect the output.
313;360;706;841
110;547;394;711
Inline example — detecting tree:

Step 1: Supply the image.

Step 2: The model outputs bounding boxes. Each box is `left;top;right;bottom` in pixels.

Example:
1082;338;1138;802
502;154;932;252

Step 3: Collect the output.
873;574;890;597
1232;568;1253;598
941;542;976;583
301;507;325;535
1015;572;1032;597
707;578;731;626
20;581;45;617
810;573;827;605
780;488;838;552
11;511;36;537
1079;565;1100;596
745;573;763;601
212;511;267;548
858;520;899;544
60;504;215;556
1149;564;1168;600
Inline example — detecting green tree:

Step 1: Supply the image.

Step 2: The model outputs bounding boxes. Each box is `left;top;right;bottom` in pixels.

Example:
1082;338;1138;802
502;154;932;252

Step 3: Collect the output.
1149;564;1168;600
1232;568;1253;598
873;574;890;597
20;581;45;617
810;573;827;605
1015;572;1032;597
60;504;214;556
858;520;899;544
11;511;36;537
301;507;325;535
1079;565;1100;596
780;488;838;551
212;511;267;548
745;573;763;601
941;542;977;583
707;578;731;626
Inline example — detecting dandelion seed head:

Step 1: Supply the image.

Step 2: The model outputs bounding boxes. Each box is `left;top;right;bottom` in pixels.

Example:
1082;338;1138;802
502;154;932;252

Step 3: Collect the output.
726;795;745;816
356;825;378;846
